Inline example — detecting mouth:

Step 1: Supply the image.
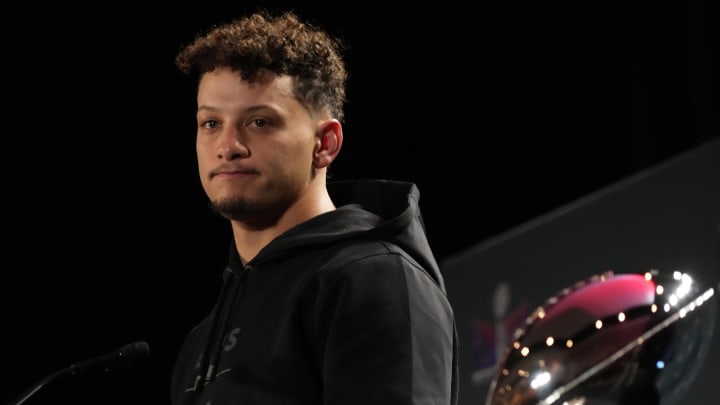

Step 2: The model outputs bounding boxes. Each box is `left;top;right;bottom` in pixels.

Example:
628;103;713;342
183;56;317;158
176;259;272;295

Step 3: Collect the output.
210;170;257;180
209;165;257;179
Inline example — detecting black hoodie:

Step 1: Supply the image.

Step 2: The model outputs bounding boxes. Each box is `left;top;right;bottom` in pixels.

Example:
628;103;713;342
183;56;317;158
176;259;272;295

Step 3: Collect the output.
171;179;459;405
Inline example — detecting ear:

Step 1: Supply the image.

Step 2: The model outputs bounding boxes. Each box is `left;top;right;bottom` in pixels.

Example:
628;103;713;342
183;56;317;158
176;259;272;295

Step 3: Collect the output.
313;119;343;168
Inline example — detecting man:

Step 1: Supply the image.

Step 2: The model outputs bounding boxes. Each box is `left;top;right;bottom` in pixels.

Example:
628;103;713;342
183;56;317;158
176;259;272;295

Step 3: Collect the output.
171;10;459;405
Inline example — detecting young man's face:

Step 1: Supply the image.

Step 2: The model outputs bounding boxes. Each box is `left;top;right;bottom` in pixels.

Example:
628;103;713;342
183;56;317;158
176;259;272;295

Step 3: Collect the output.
194;68;320;225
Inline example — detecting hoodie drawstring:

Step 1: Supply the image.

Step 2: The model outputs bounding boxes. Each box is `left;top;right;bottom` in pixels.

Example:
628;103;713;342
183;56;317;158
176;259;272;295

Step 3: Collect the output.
195;266;249;392
194;267;233;392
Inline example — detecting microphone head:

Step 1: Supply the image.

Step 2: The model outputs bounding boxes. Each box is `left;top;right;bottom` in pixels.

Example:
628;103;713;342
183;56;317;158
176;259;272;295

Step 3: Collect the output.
69;341;151;377
120;341;151;361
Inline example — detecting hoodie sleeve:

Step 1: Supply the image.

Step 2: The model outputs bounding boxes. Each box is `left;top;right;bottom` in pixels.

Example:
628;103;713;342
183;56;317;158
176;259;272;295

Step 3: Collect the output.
314;248;458;405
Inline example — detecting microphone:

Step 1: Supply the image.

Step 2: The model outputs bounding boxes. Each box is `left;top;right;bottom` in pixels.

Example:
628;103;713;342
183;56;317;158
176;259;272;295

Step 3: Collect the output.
66;341;151;377
9;341;151;405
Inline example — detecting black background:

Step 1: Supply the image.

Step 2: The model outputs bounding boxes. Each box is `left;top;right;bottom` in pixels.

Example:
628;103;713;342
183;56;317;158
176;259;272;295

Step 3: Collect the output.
5;1;718;403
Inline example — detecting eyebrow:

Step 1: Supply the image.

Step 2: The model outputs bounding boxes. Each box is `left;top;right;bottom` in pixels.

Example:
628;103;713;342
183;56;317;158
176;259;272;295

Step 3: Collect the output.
196;104;279;114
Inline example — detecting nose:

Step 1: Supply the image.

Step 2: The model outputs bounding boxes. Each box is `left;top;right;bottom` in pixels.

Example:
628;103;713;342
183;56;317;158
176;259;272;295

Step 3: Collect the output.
216;126;249;160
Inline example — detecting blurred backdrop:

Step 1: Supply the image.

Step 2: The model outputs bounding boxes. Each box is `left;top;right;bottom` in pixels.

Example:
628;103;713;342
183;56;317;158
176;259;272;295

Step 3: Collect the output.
5;1;718;404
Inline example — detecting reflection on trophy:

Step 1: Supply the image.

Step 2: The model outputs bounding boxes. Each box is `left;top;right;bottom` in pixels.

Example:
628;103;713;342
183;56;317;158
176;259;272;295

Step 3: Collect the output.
485;269;717;405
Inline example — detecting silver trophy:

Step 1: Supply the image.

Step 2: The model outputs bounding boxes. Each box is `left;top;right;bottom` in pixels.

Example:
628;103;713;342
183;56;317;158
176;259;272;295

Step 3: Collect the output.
485;269;717;405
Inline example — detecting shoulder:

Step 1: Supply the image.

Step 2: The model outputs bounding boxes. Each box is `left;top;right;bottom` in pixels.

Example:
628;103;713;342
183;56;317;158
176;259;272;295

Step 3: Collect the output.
308;239;455;338
319;238;422;275
314;239;445;300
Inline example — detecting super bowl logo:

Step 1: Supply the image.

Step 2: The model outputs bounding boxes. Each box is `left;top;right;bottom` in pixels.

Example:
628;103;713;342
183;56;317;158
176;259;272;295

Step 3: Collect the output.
470;282;529;385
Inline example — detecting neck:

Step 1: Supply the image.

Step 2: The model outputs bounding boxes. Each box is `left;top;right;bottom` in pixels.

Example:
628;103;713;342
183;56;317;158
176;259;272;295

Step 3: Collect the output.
230;184;336;265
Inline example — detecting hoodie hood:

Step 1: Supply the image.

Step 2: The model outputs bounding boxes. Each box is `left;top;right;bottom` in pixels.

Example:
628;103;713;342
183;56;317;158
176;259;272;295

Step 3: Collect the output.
325;178;445;292
228;178;445;293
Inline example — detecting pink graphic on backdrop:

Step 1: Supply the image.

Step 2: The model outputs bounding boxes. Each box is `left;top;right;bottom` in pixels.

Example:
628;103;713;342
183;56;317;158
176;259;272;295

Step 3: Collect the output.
470;282;529;385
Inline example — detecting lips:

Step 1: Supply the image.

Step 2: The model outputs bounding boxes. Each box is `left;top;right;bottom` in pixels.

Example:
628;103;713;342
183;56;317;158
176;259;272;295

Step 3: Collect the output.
210;165;257;179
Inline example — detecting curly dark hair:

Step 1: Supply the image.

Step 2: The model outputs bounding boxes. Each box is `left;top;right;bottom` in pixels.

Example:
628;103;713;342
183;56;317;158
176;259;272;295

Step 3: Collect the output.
175;11;348;122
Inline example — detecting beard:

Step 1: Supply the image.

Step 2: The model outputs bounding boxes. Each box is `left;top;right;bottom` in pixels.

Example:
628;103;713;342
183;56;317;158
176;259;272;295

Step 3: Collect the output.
209;194;291;229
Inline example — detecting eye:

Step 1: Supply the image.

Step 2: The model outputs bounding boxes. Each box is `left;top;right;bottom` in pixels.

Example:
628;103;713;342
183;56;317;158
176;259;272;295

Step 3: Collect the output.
249;118;268;128
202;119;219;129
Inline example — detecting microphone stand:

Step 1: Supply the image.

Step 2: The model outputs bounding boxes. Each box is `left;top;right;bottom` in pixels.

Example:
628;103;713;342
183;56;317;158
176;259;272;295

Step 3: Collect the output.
10;368;69;405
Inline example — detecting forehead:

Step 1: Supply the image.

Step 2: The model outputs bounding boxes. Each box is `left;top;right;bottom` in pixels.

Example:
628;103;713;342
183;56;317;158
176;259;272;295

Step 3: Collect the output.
198;69;295;102
196;69;319;122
